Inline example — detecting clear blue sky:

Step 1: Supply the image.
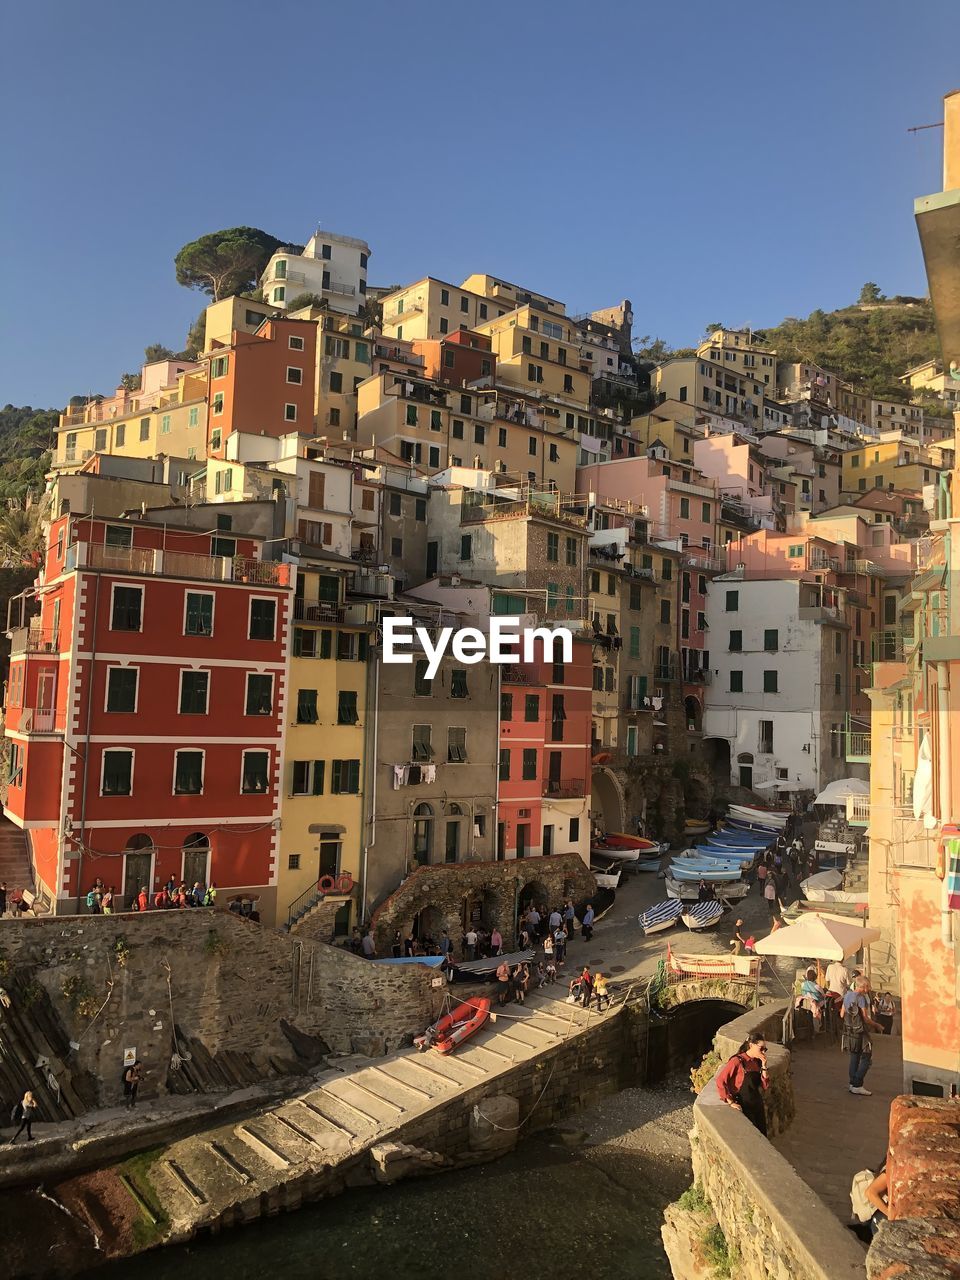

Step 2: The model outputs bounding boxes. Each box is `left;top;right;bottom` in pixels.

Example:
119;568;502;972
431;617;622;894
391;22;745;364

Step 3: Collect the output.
1;0;955;408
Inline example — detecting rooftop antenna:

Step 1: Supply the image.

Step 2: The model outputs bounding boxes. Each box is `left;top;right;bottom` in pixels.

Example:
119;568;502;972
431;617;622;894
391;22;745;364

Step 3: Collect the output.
906;122;943;134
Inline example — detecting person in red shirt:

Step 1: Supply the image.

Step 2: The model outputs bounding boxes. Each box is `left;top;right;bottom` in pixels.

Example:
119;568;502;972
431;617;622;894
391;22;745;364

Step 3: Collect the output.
136;886;149;913
715;1035;770;1134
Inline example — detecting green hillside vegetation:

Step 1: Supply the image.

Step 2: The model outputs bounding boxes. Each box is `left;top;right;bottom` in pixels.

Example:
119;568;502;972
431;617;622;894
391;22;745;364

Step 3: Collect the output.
754;292;940;403
0;405;57;500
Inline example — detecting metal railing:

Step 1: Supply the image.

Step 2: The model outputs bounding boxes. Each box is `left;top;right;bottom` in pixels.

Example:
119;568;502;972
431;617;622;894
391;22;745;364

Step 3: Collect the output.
17;707;67;734
846;795;870;825
285;882;322;930
846;732;871;761
63;542;288;586
542;779;586;799
9;627;60;655
293;598;343;623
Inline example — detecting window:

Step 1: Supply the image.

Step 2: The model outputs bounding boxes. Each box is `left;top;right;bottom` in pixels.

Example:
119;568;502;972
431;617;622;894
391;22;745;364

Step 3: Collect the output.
329;371;343;394
331;759;360;794
460;296;469;313
529;436;538;456
139;418;150;441
241;751;270;794
249;599;276;640
289;335;305;351
297;689;319;724
499;748;511;781
551;694;566;741
629;627;641;658
211;534;235;558
105;524;133;549
660;599;671;624
291;760;325;796
701;502;711;523
546;532;559;561
414;660;432;697
729;670;743;693
725;590;739;611
106;667;138;713
498;427;507;447
174;751;204;795
788;544;804;558
210;428;221;451
451;669;468;698
522;749;537;780
550;443;559;463
337;691;359;724
116;423;126;446
697;611;706;631
246;673;273;715
448;727;467;762
452;419;464;439
412;724;433;761
525;694;539;722
102;749;133;796
661;559;672;581
188;406;200;428
835;673;842;696
764;629;779;652
763;670;778;693
440;288;450;305
431;409;442;431
284;403;298;422
161;414;171;434
211;355;229;378
179;670;209;715
111;585;142;631
212;392;224;415
501;691;513;722
758;721;774;754
679;497;690;519
460;534;472;561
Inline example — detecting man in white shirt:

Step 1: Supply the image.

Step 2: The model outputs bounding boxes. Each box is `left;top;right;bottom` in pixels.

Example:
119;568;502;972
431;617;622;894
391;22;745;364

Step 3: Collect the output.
824;959;850;995
465;928;478;961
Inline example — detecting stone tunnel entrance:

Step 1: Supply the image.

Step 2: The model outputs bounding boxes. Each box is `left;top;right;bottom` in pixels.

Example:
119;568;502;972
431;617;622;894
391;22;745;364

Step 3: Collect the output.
591;767;625;835
645;999;750;1084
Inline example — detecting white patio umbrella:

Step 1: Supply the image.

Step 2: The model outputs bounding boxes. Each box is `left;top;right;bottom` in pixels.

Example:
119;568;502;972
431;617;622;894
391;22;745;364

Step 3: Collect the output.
753;912;880;961
813;777;869;807
755;779;803;792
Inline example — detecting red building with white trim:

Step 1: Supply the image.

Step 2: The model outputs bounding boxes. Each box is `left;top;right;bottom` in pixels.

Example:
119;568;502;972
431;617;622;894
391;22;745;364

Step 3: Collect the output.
4;514;292;915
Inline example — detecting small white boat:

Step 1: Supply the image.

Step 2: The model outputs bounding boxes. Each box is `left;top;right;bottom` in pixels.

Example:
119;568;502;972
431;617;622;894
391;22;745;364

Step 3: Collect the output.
681;901;725;930
639;899;684;934
591;865;622;889
729;804;789;828
801;869;843;896
590;845;640;864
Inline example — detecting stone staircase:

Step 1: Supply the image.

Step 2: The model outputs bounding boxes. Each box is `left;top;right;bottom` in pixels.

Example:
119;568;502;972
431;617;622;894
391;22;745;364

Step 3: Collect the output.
64;989;607;1242
0;816;33;903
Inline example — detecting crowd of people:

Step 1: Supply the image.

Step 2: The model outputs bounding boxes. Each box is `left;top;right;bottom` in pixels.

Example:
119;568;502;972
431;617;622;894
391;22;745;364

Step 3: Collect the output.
83;878;218;913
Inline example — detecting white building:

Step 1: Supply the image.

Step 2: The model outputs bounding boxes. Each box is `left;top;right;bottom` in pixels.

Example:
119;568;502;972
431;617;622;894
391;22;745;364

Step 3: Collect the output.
261;228;371;315
702;575;852;793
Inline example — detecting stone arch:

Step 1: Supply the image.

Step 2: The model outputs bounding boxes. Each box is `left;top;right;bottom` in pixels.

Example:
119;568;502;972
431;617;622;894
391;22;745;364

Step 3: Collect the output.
461;886;500;934
702;736;731;783
518;878;550;917
591;767;625;835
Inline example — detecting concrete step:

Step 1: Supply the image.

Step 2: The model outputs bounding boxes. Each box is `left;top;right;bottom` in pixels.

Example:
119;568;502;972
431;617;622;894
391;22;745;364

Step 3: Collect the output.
323;1076;404;1127
276;1100;354;1152
299;1087;378;1138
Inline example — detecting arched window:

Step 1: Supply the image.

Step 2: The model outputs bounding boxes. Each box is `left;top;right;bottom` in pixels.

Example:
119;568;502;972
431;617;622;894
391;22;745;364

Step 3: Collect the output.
445;803;462;864
413;803;433;865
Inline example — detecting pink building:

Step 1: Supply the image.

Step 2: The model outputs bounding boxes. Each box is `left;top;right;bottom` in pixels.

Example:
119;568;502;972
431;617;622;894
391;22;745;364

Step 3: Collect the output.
692;433;777;526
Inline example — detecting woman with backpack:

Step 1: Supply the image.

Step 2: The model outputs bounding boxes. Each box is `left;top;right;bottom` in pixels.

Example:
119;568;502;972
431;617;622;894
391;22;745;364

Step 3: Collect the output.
9;1090;38;1143
714;1035;770;1134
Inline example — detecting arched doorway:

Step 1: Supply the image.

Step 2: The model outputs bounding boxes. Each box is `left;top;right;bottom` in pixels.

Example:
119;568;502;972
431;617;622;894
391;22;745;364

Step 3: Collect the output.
737;752;754;790
121;834;154;909
591;768;624;836
412;803;433;866
684;696;703;732
461;886;498;934
646;999;749;1083
412;903;444;946
702;736;731;783
444;804;463;864
518;879;549;918
182;833;210;891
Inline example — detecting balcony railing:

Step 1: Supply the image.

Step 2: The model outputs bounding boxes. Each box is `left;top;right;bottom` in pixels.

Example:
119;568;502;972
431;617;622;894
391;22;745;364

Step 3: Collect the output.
374;346;425;368
293;598;343;623
846;795;870;826
543;779;586;799
17;707;67;734
655;662;679;681
846;732;871;762
501;664;541;685
682;548;726;572
10;626;60;655
63;542;288;586
915;536;945;571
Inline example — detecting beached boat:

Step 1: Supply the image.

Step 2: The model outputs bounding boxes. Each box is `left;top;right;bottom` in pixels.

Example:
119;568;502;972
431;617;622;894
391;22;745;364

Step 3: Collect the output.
708;831;770;846
591;864;622;889
639;899;684;934
669;864;744;882
684;820;711;836
689;845;757;863
414;997;491;1053
681;901;725;930
729;804;788;828
589;844;640;864
603;833;662;850
665;876;750;903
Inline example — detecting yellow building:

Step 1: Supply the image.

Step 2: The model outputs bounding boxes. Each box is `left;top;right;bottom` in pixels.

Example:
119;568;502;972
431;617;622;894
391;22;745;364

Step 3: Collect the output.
898;358;960;412
629;408;705;461
651;328;774;422
380;274;564;344
277;564;372;932
55;369;208;470
840;436;948;495
203;296;275;351
472;305;591;406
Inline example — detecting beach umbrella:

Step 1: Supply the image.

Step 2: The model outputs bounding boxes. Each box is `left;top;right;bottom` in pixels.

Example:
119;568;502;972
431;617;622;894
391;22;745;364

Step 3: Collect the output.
753;913;880;960
813;778;869;807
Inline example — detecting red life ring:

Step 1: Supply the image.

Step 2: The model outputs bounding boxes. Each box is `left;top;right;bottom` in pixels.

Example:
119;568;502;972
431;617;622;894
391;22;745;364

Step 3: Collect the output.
318;875;337;894
335;872;354;894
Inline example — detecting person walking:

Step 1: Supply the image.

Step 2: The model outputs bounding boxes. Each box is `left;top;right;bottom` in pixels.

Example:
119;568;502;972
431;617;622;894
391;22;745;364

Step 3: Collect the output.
9;1090;39;1143
0;881;6;917
543;932;554;964
465;926;478;961
715;1036;770;1133
593;971;610;1011
136;886;149;913
763;876;783;929
581;903;595;942
563;899;576;942
101;885;114;915
123;1060;143;1108
361;929;377;959
490;926;503;955
842;978;883;1095
553;924;567;966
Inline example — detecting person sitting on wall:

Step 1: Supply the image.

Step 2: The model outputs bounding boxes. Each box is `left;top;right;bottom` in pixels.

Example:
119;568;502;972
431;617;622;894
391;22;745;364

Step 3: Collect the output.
799;966;826;1027
715;1035;770;1134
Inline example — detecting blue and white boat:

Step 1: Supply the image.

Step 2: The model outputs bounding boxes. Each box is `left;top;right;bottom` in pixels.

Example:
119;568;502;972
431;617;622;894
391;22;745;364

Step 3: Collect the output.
681;900;725;930
708;831;770;846
704;838;766;853
690;845;756;864
639;899;684;934
669;865;743;883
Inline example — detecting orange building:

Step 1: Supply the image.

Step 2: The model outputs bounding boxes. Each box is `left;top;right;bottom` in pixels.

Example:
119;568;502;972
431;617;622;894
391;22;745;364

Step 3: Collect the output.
207;317;317;460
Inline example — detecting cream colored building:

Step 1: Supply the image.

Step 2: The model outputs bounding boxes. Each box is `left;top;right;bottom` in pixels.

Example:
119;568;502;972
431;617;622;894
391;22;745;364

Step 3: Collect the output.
379;274;564;344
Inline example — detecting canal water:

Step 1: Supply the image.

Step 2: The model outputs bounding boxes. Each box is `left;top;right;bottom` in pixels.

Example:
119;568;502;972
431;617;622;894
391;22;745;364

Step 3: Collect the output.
82;1076;696;1280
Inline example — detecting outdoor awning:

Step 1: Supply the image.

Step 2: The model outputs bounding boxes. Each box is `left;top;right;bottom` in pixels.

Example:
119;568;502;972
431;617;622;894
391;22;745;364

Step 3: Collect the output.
754;913;880;961
813;778;869;806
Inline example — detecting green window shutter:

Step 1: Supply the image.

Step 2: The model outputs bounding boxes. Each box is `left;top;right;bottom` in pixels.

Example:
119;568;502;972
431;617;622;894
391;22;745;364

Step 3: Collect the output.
313;761;325;795
331;760;342;793
358;634;369;661
319;629;332;659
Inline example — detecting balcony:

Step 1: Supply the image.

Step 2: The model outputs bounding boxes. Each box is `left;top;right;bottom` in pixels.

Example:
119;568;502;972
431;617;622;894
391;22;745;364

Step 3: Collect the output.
374;345;425;368
9;626;60;656
655;662;679;681
502;664;541;685
543;778;586;799
683;667;712;685
845;732;872;763
64;542;289;586
846;795;870;826
682;548;726;572
385;298;424;323
293;598;344;623
670;478;716;499
348;569;394;599
16;707;67;735
798;604;843;624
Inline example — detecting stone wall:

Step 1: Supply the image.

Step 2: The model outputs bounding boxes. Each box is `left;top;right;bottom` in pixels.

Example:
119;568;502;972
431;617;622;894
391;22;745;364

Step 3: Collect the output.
369;853;595;953
867;1095;960;1279
0;911;447;1114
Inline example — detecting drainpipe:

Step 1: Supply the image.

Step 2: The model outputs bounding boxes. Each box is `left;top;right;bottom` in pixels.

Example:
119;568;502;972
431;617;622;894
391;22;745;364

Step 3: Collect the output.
936;661;954;947
360;639;380;925
74;565;101;912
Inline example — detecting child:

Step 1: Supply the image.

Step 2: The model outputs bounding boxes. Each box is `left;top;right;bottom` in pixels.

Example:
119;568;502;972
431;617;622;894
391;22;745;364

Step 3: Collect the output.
535;962;548;989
